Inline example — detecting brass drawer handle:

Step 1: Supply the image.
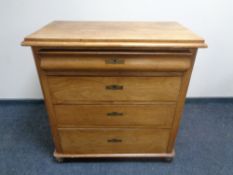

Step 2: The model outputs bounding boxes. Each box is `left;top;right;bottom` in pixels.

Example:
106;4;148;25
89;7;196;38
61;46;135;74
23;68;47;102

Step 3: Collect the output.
107;112;124;117
106;85;123;90
107;138;122;143
105;58;125;64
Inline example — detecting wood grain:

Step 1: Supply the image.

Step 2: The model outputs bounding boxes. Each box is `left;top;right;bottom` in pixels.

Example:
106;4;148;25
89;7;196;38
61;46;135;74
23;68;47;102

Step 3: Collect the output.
48;76;181;103
22;21;207;160
167;49;198;153
55;104;176;128
54;149;175;158
31;48;62;152
40;52;192;72
22;21;207;48
58;128;170;154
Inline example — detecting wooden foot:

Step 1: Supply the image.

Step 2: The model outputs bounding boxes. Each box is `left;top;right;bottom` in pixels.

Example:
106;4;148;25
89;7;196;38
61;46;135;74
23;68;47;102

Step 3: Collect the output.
55;157;64;163
163;157;173;162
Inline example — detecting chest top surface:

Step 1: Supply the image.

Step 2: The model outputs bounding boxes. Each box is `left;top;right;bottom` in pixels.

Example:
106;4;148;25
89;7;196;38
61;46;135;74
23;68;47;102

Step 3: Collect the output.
22;21;207;48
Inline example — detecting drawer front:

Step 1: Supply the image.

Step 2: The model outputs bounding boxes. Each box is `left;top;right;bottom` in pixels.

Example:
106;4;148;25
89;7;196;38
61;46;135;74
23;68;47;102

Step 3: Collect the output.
48;76;181;103
58;128;170;154
55;104;175;127
40;52;192;72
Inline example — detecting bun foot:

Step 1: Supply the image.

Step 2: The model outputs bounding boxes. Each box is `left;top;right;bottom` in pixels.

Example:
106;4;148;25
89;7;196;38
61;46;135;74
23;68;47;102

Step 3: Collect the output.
55;157;64;163
164;157;173;162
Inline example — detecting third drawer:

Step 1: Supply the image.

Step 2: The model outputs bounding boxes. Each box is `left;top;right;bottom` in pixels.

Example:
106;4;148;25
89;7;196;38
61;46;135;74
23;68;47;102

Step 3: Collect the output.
55;104;176;128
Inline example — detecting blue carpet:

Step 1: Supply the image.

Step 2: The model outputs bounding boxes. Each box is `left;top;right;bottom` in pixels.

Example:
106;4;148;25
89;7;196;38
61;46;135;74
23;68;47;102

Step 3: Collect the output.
0;99;233;175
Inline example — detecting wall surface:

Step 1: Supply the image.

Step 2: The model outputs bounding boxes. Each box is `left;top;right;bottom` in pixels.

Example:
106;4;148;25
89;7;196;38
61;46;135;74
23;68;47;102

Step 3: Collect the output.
0;0;232;98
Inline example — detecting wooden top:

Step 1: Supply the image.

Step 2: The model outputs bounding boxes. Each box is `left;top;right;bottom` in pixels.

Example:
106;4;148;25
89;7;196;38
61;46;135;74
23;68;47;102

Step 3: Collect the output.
22;21;207;48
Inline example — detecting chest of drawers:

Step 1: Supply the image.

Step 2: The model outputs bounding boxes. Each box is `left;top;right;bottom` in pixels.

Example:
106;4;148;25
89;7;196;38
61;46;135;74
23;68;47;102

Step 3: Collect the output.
22;21;207;161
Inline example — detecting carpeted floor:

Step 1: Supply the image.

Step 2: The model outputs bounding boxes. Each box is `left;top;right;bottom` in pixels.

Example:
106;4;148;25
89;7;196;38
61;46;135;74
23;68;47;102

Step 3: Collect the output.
0;99;232;175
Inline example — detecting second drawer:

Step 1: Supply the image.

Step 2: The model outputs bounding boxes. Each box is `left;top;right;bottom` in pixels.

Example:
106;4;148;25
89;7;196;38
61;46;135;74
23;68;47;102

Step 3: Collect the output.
55;104;176;127
48;76;181;103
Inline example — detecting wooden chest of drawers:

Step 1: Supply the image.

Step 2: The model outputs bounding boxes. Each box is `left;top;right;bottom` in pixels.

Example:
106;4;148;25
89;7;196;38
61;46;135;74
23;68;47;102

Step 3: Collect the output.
22;21;207;161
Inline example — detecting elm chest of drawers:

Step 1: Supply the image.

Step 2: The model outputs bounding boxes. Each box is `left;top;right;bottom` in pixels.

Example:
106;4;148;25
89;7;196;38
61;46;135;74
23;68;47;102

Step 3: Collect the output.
22;21;207;161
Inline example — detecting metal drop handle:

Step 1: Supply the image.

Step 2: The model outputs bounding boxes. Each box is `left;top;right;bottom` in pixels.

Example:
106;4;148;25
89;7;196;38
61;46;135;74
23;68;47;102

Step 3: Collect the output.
107;138;122;143
105;58;125;64
107;112;124;117
105;84;123;90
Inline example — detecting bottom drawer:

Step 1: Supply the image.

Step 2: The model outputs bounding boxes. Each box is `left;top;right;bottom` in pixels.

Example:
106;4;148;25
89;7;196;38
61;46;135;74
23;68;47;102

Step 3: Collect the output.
58;128;170;154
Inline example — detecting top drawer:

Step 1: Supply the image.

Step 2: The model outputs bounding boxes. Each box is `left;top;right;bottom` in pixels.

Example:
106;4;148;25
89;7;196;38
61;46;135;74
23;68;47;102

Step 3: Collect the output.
39;51;192;72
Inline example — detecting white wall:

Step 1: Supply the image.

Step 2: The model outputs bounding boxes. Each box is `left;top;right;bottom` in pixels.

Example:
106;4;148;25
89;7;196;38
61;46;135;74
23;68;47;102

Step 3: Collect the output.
0;0;233;99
